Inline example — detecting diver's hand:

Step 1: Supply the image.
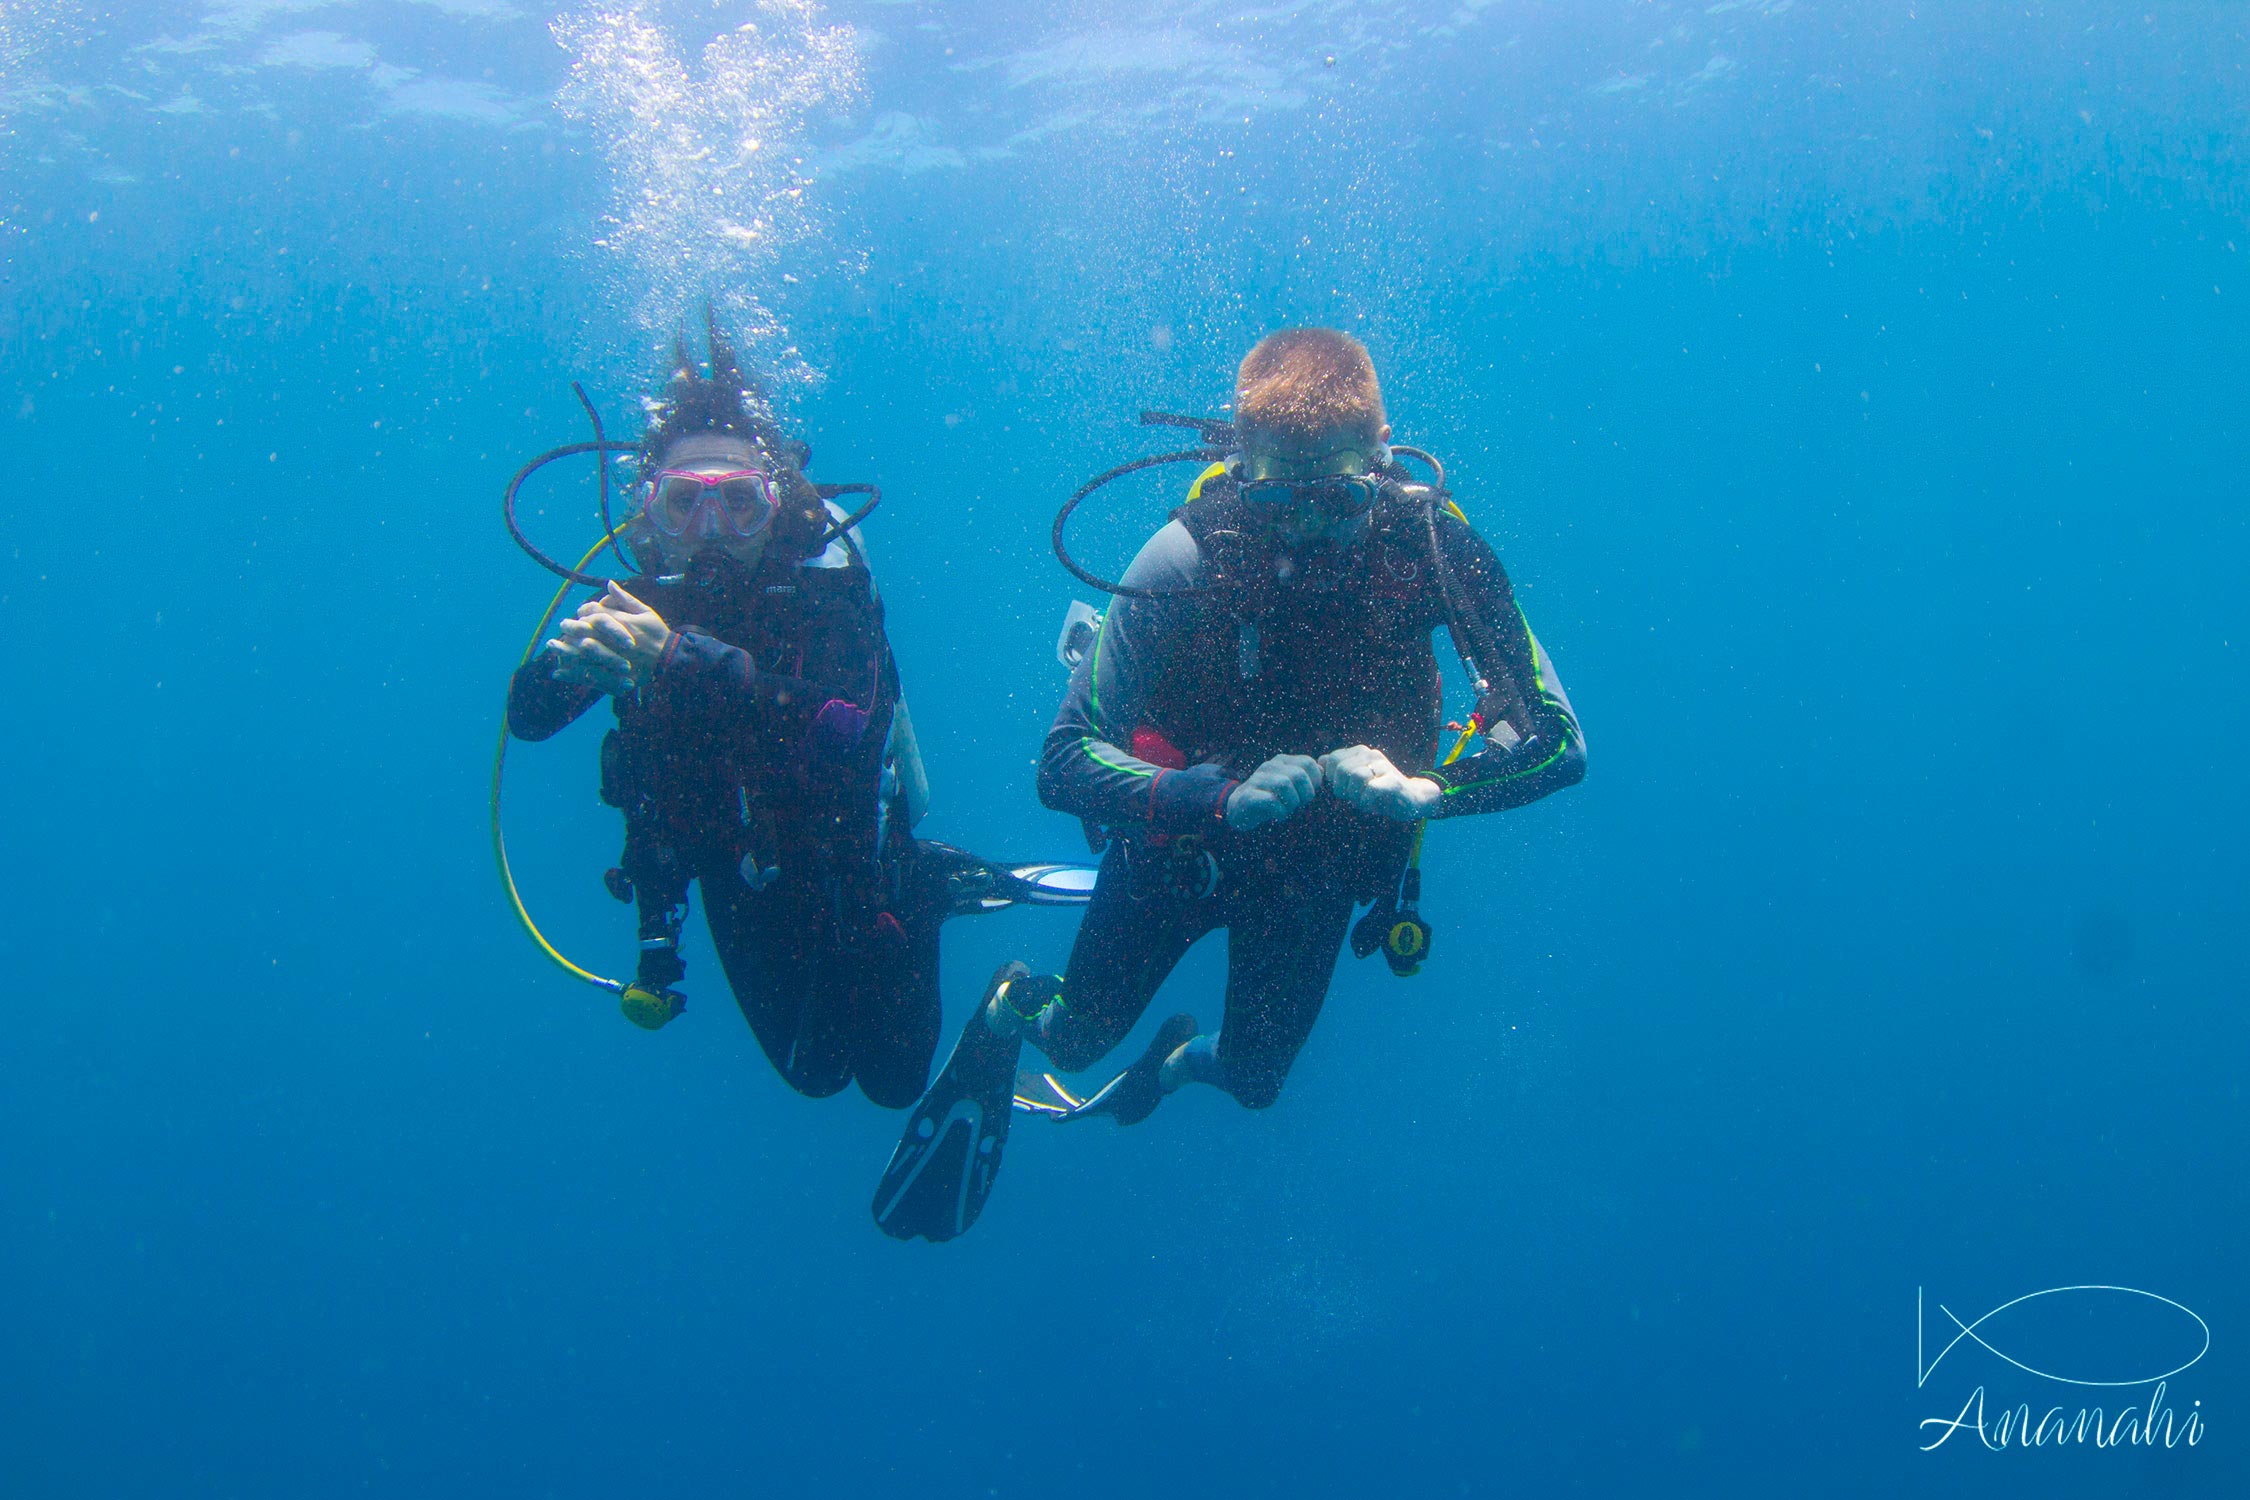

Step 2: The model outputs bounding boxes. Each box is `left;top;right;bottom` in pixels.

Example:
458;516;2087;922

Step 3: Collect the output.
1320;744;1442;822
549;584;672;695
1223;753;1324;832
547;635;635;695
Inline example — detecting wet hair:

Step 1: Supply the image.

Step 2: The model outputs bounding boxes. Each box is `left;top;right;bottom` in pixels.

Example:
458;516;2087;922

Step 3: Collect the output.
642;304;808;474
1234;328;1387;450
630;305;834;564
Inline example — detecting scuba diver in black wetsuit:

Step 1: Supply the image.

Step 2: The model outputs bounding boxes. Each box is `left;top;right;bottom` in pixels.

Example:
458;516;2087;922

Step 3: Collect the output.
503;314;1091;1107
874;328;1586;1238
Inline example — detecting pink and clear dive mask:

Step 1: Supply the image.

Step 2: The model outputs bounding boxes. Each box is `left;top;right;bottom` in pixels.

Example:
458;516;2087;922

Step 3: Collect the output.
645;467;780;542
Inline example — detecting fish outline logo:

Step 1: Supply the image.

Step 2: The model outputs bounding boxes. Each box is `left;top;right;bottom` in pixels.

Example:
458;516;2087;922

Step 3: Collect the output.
1917;1285;2210;1390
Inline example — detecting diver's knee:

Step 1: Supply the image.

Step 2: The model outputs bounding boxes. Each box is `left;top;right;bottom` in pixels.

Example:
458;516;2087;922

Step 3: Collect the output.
782;1062;852;1099
1225;1072;1286;1110
856;1069;925;1111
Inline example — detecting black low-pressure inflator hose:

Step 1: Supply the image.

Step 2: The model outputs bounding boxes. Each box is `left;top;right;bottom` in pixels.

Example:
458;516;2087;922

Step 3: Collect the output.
503;438;642;587
812;482;882;554
1388;442;1446;493
1050;447;1227;599
576;382;637;578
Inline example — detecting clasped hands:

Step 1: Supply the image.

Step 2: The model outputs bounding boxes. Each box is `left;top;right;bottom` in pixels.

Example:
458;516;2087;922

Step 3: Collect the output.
545;590;1439;824
1222;745;1442;831
548;583;674;696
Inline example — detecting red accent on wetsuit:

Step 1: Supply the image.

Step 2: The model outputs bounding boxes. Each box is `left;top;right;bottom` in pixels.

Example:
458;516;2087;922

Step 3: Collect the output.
1131;725;1189;771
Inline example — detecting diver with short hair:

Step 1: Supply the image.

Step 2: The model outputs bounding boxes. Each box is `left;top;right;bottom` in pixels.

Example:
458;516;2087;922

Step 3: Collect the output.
875;327;1585;1237
507;314;1079;1107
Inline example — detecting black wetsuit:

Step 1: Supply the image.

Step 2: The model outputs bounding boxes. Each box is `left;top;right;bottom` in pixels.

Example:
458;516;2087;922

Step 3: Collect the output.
1034;482;1586;1107
508;547;942;1107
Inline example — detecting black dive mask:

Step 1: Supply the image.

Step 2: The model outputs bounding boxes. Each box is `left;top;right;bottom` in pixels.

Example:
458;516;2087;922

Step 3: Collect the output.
1235;471;1383;524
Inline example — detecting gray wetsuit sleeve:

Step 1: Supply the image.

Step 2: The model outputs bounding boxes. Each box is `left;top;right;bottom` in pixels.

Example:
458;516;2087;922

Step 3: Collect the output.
1037;521;1239;833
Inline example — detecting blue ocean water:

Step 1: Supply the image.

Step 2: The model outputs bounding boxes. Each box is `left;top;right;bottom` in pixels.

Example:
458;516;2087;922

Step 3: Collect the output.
3;2;2244;1495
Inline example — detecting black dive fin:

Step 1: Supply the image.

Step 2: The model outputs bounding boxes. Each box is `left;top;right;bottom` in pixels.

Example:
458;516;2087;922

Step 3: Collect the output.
1059;1014;1202;1127
921;840;1099;918
872;962;1029;1243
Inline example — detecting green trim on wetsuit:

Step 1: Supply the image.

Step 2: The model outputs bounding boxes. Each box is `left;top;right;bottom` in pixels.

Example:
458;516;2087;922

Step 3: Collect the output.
1087;609;1108;729
1080;737;1154;779
1439;735;1573;795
